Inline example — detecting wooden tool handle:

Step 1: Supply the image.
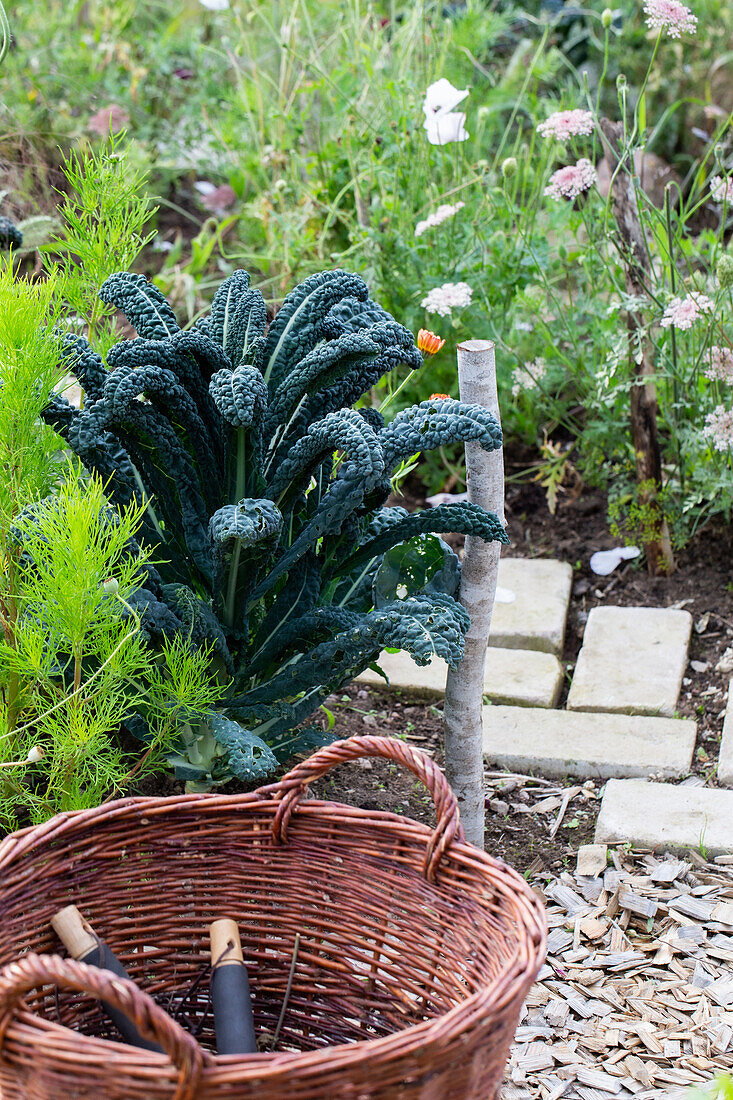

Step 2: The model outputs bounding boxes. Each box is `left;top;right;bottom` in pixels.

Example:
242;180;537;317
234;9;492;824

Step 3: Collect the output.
51;904;98;960
210;919;244;967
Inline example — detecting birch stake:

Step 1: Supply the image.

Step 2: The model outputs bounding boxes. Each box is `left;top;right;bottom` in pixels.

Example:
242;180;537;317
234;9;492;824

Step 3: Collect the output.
443;340;505;848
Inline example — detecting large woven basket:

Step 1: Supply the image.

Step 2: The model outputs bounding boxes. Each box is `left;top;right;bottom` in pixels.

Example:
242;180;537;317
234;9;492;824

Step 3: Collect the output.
0;734;545;1099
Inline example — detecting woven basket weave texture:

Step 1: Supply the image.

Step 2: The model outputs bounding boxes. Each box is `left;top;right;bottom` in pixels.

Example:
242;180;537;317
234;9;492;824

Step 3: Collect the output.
0;735;546;1099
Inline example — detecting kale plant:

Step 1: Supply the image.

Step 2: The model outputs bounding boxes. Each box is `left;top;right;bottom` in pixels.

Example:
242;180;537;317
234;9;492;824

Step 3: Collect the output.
41;268;507;786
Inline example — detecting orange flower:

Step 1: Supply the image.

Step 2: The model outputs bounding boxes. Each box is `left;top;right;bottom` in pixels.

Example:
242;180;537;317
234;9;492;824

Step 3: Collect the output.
417;328;445;356
430;393;450;400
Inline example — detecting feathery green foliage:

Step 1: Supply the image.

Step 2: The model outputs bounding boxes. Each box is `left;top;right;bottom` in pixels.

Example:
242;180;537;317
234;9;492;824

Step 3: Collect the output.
42;267;508;786
44;138;155;355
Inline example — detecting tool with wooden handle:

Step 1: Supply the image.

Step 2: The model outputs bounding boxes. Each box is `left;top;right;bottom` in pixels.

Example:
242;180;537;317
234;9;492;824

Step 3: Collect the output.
51;905;163;1053
209;919;256;1055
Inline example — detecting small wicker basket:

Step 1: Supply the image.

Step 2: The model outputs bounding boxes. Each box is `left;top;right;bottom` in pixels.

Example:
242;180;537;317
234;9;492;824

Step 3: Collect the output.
0;735;546;1099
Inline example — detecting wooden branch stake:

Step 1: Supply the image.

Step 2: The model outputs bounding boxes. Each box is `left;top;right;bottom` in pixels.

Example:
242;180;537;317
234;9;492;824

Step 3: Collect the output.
444;340;505;848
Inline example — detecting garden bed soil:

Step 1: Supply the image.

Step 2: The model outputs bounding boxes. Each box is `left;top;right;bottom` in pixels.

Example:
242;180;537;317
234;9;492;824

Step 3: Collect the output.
306;475;733;874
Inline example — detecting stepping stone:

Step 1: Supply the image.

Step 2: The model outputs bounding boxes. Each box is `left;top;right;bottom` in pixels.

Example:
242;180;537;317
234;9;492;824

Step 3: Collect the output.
489;557;572;656
567;606;692;718
356;647;563;708
596;778;733;856
483;706;696;780
718;678;733;786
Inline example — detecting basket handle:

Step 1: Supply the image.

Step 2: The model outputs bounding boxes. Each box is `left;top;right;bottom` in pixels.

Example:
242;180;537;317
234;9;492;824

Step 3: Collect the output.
0;953;205;1100
262;735;466;882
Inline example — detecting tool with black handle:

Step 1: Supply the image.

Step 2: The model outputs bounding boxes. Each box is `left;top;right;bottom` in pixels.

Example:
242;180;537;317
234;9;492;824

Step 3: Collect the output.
209;919;257;1055
51;905;163;1053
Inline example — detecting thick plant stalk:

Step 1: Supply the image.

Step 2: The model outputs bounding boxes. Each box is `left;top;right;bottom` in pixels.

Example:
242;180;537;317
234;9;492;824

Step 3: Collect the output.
600;119;675;575
444;340;505;848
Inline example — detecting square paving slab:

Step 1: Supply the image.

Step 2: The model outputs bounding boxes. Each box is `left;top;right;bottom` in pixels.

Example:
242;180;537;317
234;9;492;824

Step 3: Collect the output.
483;706;696;779
567;605;692;717
489;557;572;655
356;647;563;708
596;778;733;855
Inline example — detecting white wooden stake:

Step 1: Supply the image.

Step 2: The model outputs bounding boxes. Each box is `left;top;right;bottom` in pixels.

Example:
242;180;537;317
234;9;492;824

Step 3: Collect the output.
443;340;505;848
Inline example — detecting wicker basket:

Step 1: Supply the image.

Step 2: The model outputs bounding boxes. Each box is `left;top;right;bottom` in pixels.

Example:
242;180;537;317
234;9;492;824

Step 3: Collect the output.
0;734;545;1099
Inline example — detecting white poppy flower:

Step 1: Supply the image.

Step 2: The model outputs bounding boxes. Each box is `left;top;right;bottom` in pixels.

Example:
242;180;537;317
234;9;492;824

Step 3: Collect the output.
423;79;469;118
425;113;469;145
200;0;229;9
423;79;470;145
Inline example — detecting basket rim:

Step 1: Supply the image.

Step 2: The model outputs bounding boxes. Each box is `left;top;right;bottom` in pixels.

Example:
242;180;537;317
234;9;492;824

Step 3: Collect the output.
0;791;547;1075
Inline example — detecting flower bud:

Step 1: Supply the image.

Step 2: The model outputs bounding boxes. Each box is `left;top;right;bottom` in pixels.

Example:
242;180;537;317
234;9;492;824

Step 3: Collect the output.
601;7;613;27
718;255;733;289
501;156;517;179
616;73;627;91
102;577;119;595
26;746;44;764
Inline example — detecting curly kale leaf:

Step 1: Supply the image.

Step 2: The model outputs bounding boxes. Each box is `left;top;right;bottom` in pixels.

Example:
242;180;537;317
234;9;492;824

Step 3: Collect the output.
265;330;379;431
230;592;469;707
207;713;277;781
99;272;180;341
339;501;508;573
261;269;369;387
313;320;423;416
210;364;268;428
58;333;108;400
0;216;22;250
210;499;283;624
159;584;234;675
379;397;503;471
320;295;395;337
208;270;268;368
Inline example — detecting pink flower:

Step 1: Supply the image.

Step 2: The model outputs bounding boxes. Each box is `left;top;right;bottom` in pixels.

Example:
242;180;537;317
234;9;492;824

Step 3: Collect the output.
704;405;733;451
705;346;733;382
537;110;595;141
710;176;733;204
660;293;715;330
643;0;697;37
544;159;597;201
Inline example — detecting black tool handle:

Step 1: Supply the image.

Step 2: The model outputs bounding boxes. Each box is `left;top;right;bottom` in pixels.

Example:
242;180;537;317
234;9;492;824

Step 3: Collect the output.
79;940;164;1053
210;961;257;1055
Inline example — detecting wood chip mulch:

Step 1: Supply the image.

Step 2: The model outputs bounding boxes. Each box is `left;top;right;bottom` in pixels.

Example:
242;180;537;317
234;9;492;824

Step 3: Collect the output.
504;845;733;1099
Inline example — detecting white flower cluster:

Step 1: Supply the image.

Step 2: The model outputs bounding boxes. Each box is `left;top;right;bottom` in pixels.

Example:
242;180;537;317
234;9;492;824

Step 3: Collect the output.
415;202;465;238
420;281;473;316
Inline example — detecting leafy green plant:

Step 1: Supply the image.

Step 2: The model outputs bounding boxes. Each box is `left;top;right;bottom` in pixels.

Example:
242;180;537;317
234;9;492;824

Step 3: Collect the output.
44;267;508;786
0;262;217;826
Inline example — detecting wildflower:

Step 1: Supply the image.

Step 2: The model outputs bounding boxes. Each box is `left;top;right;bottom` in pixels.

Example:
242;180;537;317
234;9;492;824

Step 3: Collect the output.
418;329;446;355
537;110;595;141
704;405;733;451
710;176;733;204
643;0;697;37
414;201;465;237
421;282;473;316
423;79;469;146
660;293;714;330
718;256;733;290
705;346;733;383
601;8;614;27
26;746;44;764
544;159;597;201
426;491;468;506
512;358;547;397
199;0;229;8
430;393;450;400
